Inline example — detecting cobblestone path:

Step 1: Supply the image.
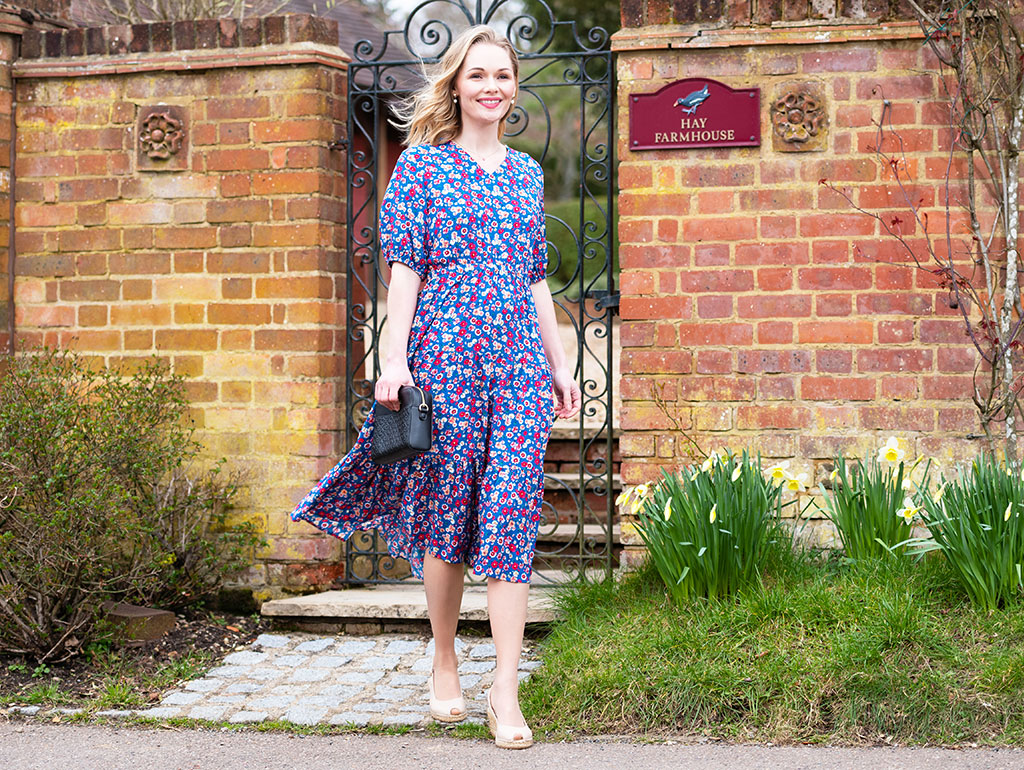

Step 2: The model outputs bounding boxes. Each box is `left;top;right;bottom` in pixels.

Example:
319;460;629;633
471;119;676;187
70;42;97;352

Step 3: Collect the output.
81;633;542;727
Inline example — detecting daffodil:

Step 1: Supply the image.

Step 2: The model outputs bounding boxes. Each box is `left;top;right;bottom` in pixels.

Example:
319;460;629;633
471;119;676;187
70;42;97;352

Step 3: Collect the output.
766;460;791;486
829;467;839;483
932;482;947;503
629;483;651;515
785;473;809;493
709;504;717;523
901;477;915;492
663;497;673;521
731;465;742;482
615;488;632;507
1005;502;1013;522
896;497;921;524
879;436;905;464
700;456;714;473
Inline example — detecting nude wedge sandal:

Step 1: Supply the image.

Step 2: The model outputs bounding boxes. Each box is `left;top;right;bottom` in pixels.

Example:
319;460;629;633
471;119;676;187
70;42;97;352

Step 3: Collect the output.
428;670;467;723
486;687;533;749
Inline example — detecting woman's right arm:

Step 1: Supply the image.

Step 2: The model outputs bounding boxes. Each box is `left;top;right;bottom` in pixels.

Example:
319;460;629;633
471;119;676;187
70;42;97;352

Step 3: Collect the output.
374;262;422;411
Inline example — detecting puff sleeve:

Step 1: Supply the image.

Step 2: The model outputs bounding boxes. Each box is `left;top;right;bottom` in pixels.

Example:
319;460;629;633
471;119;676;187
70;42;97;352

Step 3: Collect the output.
380;149;429;279
527;168;548;285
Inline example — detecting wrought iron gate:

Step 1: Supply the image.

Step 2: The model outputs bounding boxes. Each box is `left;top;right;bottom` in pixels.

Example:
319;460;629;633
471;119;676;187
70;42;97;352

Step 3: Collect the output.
343;1;616;584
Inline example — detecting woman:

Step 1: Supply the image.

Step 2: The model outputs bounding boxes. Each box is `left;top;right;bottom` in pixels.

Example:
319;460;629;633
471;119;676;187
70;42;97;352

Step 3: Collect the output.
290;25;581;749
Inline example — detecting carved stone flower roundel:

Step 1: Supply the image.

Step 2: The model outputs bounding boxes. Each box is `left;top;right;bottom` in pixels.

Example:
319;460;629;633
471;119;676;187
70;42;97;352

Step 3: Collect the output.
139;111;184;159
771;91;825;144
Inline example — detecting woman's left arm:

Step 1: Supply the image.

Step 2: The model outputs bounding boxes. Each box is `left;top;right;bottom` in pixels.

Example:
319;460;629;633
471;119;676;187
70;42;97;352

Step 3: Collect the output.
531;279;582;419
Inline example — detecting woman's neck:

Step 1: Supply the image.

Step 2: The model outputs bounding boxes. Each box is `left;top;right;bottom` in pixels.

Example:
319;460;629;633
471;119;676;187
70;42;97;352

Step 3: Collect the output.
454;123;502;154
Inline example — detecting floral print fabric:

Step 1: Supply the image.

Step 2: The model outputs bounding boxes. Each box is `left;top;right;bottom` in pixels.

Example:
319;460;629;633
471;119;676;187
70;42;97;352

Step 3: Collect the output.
290;142;553;583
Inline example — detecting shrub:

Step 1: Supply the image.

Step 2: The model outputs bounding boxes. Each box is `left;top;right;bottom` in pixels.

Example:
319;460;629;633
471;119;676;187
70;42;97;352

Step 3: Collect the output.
820;438;929;562
918;453;1024;611
0;347;258;662
625;450;792;605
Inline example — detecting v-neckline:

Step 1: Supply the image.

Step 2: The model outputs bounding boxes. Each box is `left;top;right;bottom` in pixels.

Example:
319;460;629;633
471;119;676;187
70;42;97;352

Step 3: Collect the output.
451;141;509;177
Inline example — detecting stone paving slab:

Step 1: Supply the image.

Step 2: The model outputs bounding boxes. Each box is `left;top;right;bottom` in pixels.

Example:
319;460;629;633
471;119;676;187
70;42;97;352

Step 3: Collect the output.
127;632;541;727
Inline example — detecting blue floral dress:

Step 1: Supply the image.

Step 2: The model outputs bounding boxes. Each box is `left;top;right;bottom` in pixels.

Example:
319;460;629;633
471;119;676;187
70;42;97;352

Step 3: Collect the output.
290;141;554;583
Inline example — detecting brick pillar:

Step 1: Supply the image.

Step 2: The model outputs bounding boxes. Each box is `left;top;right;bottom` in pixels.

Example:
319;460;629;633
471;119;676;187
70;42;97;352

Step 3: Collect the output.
13;15;350;599
613;18;982;563
0;31;13;355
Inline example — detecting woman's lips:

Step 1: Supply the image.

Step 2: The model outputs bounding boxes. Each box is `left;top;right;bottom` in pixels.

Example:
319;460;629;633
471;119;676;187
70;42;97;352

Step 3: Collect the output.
478;98;502;109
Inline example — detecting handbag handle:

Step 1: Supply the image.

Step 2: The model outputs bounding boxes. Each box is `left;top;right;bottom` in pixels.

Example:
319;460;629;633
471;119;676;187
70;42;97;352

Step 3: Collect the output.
401;384;430;415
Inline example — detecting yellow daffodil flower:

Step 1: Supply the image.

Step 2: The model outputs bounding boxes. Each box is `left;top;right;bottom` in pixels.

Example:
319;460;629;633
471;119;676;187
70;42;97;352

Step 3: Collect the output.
879;436;905;464
663;498;673;521
731;465;742;482
785;472;808;493
1005;502;1013;522
896;497;921;524
709;504;717;523
932;482;947;503
615;488;632;507
766;460;791;486
829;467;839;483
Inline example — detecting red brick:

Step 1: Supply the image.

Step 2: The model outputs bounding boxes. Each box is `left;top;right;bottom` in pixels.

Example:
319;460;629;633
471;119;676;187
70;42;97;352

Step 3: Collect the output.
110;303;173;326
619;192;690;216
881;376;918;400
857;75;935;101
801;376;876;401
759;376;796;400
678;164;755;187
757;268;792;291
800;214;876;238
938;407;977;432
657;218;678;242
621;321;655;347
154;227;217;249
253;120;329;143
155;329;218;350
620;296;690;320
696;350;732;374
620;349;692;373
735;242;808;265
208;199;270;223
859;405;935;431
255;329;333;351
857;128;934;154
757;321;793;344
798;266;873;290
219;174;252;198
937;346;975;372
876;264;914;289
57;228;120;252
208;303;272;325
856;292;932;315
682;217;756;241
878;320;914;343
737;295;811;318
59;279;119;301
798;320;873;344
697;295;733;318
205;97;270;120
679;376;756;403
252;171;324;195
618;219;653;243
696;190;734;215
812;240;849;263
738;188;813;211
694;244;729;266
857;348;933;372
16;204;75;228
620;271;655;295
736;405;810;430
619;164;652;188
677;322;753;346
204;149;269;172
803;159;876;183
922;375;973;400
619;244;690;267
816;294;852;316
677;270;754;293
737;349;811;374
78;305;108;326
920;319;966;343
816;350;853;373
760;216;796;238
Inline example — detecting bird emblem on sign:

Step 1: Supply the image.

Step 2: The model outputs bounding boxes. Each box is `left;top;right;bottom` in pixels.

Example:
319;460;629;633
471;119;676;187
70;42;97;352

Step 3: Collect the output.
674;84;710;115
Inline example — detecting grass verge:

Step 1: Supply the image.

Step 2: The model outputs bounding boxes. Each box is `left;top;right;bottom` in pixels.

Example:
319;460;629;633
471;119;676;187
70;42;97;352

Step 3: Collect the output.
521;551;1024;745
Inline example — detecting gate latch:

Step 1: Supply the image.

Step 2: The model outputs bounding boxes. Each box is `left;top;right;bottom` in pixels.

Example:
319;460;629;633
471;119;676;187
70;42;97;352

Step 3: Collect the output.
586;290;620;312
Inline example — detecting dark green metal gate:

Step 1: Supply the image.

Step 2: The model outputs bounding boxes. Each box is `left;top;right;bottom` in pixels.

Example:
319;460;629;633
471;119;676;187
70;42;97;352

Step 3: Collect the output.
342;1;616;584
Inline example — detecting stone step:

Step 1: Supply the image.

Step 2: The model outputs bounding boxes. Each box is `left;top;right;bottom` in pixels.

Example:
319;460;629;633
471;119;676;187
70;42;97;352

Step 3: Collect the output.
536;522;621;545
261;582;558;625
543;471;622;491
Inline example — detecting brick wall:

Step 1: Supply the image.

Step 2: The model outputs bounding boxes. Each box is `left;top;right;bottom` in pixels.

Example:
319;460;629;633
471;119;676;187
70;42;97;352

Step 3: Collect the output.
11;16;349;598
613;19;989;560
0;31;13;355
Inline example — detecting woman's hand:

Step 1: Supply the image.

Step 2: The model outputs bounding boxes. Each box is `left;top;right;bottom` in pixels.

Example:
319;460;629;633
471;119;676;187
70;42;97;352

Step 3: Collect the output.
376;359;415;411
552;365;581;420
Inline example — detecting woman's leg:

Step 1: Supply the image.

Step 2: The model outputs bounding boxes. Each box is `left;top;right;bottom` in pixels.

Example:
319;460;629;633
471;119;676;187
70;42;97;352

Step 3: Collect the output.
423;552;465;702
487;577;530;729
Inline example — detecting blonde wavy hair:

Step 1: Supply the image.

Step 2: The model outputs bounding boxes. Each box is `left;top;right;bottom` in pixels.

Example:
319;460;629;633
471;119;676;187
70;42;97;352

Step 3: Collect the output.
393;25;520;147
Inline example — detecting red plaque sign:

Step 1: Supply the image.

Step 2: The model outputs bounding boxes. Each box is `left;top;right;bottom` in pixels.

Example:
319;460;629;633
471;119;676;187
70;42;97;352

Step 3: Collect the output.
629;78;760;151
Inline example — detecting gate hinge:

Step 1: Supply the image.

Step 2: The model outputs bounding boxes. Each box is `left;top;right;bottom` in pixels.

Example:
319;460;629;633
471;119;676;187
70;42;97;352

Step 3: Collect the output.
587;290;620;312
328;139;349;151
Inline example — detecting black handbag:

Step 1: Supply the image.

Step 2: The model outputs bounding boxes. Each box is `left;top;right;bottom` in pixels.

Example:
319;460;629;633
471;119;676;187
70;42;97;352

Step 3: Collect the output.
371;384;433;465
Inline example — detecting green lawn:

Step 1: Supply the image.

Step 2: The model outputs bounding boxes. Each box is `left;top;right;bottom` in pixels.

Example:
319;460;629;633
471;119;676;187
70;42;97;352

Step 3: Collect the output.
521;552;1024;744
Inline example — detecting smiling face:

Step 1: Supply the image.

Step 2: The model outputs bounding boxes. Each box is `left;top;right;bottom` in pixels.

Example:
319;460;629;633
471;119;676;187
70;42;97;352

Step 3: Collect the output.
452;42;517;130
